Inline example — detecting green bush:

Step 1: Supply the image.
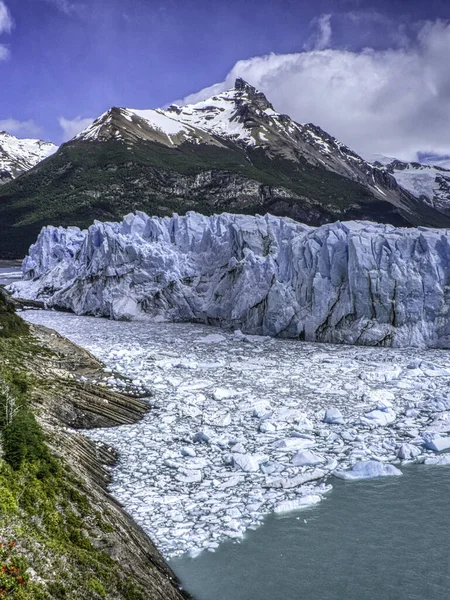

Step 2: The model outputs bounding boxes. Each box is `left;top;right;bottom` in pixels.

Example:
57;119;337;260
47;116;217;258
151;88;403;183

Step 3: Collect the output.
3;410;57;473
0;291;29;338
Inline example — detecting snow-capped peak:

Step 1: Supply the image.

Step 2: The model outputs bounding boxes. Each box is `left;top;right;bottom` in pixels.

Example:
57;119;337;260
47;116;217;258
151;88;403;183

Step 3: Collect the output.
73;79;364;164
0;131;58;184
71;79;403;206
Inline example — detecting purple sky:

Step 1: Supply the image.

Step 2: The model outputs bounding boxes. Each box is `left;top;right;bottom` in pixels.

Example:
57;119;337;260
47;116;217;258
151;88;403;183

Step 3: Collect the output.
2;0;450;159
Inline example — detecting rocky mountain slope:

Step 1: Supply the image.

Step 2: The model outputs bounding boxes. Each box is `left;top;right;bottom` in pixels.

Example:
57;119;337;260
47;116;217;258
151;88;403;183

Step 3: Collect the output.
0;131;57;184
366;153;450;213
1;79;448;258
12;210;450;348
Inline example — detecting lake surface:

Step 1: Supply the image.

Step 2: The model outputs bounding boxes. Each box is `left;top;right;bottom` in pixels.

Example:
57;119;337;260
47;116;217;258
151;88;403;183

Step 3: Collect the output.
0;261;22;286
171;464;450;600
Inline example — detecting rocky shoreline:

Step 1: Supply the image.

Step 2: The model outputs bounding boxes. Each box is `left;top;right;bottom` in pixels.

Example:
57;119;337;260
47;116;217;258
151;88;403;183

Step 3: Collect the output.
0;290;192;599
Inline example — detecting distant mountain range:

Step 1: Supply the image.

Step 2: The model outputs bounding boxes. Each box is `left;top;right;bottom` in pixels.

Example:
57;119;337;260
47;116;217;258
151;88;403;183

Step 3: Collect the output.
1;78;450;258
364;153;450;213
0;131;57;184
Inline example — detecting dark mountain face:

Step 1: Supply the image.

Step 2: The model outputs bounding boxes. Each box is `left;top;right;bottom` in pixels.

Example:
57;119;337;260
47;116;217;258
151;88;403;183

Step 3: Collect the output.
0;79;449;258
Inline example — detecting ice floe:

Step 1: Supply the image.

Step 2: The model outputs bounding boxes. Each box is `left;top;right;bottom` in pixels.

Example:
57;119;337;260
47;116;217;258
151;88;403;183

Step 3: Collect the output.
20;310;450;557
334;460;403;480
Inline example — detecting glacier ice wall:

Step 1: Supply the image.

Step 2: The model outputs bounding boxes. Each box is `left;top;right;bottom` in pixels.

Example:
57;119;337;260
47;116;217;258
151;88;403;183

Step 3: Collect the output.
12;211;450;348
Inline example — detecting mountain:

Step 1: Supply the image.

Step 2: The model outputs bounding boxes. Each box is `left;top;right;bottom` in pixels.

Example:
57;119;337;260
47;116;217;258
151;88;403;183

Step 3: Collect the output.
1;78;449;258
0;131;57;184
13;210;450;348
365;153;450;213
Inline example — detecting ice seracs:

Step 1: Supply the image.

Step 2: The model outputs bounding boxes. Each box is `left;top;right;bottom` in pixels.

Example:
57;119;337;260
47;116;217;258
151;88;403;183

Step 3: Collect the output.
13;210;450;349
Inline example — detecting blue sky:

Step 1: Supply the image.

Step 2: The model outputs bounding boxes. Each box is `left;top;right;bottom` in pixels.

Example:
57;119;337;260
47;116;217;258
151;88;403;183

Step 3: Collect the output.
2;0;450;159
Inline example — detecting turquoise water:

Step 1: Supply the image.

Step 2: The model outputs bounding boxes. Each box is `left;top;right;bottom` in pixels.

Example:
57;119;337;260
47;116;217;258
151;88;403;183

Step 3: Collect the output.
171;465;450;600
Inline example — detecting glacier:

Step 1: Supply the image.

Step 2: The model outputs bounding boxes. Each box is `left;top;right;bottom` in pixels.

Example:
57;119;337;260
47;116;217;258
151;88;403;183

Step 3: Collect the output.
12;210;450;348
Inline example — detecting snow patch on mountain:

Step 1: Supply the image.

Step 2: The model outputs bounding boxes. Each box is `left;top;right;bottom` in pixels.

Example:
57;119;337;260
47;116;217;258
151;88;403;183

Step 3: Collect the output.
0;131;58;183
365;153;450;210
11;211;450;349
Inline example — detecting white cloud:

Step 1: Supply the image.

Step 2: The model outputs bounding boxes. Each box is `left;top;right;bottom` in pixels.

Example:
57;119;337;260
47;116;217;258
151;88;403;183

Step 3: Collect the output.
0;44;9;60
0;1;13;34
42;0;82;16
0;119;42;137
59;116;93;141
307;14;332;51
179;19;450;161
0;1;13;60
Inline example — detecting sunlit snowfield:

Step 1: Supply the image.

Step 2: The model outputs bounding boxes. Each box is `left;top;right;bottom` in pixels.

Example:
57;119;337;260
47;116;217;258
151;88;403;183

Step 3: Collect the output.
22;310;450;557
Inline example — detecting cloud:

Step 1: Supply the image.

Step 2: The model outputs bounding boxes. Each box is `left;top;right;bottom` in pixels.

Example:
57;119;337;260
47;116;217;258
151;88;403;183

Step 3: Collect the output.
306;14;332;51
0;119;42;137
0;1;13;34
0;44;9;60
0;1;13;60
42;0;82;16
179;19;450;161
59;116;93;141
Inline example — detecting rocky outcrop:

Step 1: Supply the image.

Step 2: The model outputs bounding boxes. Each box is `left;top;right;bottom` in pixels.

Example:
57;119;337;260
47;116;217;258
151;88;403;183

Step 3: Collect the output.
12;211;450;348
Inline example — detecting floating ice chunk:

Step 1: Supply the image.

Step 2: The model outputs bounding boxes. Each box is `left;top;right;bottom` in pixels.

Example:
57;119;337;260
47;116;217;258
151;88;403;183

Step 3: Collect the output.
423;435;450;452
259;421;276;434
334;460;402;480
267;468;326;489
425;412;450;434
274;438;315;451
405;408;420;418
360;408;396;427
292;450;325;467
193;429;214;444
424;454;450;465
396;443;421;460
260;461;284;475
212;413;232;427
364;389;395;408
181;446;197;458
176;470;203;483
213;388;240;401
252;402;273;419
230;443;245;453
231;453;260;472
196;334;227;344
274;495;322;514
219;475;245;489
323;407;344;425
272;408;306;423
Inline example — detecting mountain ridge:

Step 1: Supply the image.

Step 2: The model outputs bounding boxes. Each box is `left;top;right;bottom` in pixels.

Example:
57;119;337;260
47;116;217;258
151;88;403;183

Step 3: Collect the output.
1;79;449;258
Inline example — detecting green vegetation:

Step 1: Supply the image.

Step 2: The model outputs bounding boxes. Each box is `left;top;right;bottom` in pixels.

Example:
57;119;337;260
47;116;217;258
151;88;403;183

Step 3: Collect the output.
0;293;29;338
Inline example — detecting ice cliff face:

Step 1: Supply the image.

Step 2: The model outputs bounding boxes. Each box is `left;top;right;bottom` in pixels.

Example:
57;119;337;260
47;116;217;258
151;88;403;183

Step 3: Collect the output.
13;211;450;348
